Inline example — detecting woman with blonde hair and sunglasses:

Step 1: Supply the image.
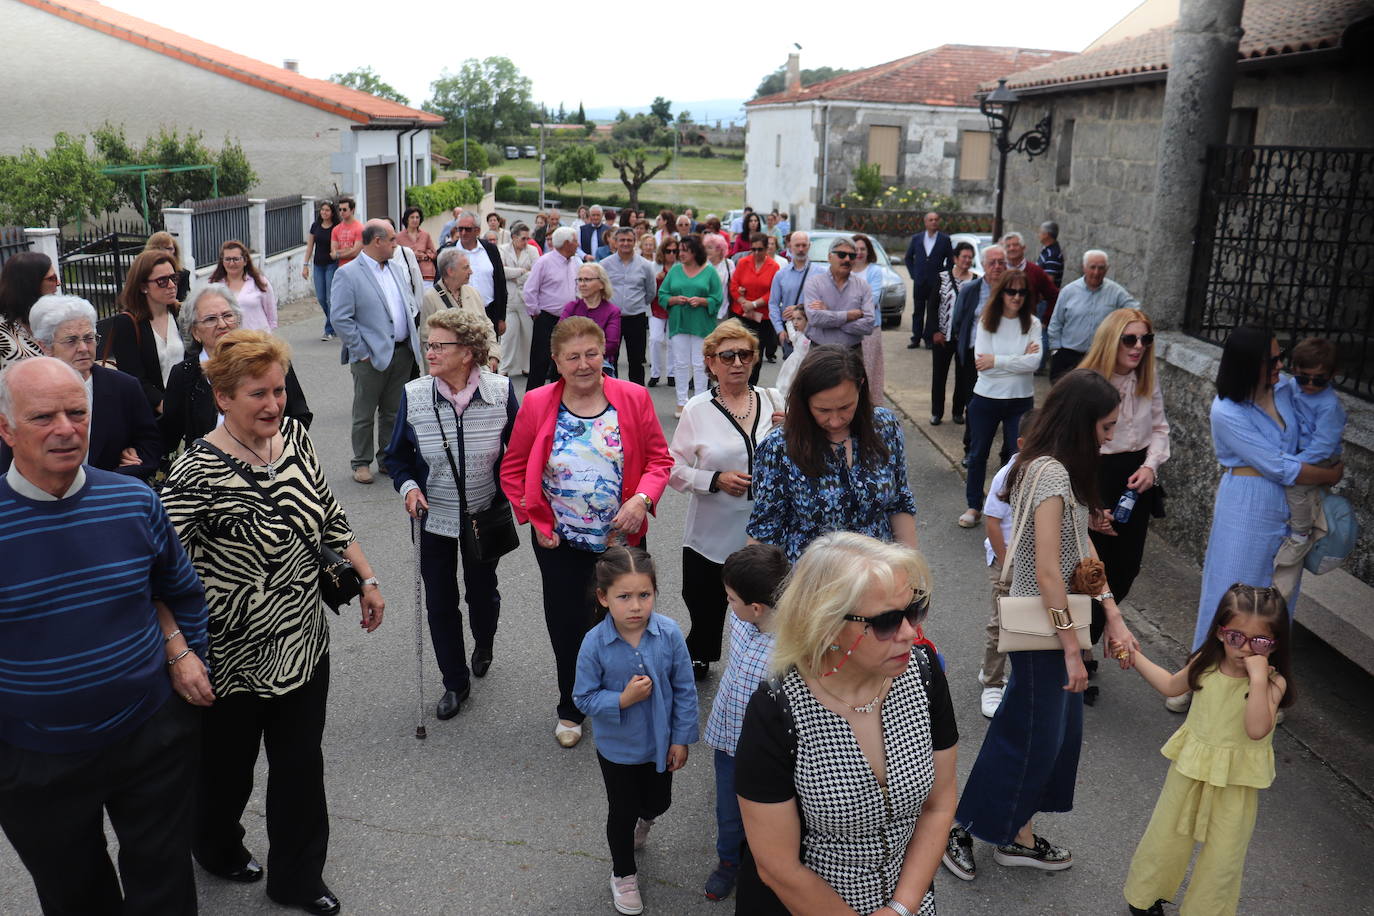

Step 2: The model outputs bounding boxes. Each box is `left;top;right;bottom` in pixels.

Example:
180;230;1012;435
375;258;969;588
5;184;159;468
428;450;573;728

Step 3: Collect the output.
734;532;957;915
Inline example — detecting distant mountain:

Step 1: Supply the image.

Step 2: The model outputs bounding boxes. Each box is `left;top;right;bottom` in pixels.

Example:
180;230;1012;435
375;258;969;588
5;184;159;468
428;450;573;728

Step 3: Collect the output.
581;98;748;125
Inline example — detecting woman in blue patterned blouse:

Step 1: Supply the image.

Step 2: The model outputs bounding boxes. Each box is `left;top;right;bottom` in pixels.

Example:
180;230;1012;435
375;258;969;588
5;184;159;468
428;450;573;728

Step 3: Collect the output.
746;345;917;561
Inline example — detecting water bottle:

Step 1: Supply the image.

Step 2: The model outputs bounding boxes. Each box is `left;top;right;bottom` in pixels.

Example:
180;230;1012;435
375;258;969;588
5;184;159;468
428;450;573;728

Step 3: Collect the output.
1112;488;1139;525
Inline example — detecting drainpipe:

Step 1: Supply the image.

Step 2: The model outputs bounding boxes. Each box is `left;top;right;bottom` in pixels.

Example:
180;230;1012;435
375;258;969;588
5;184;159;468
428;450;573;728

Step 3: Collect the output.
819;104;831;228
396;126;422;220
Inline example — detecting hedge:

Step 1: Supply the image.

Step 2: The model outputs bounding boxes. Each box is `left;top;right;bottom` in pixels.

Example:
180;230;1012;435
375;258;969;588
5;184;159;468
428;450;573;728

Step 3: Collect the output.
406;178;483;216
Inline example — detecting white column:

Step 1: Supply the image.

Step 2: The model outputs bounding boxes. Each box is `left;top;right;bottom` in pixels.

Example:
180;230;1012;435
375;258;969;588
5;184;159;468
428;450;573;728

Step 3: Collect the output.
162;208;195;273
23;228;60;265
301;195;317;241
248;198;268;271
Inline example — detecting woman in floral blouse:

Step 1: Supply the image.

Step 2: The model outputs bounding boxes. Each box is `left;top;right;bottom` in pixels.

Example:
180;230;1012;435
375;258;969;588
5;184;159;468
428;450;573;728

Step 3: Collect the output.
747;345;917;561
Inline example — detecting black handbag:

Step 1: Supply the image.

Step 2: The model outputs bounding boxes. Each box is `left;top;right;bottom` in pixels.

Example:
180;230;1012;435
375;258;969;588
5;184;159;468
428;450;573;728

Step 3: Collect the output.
195;438;361;613
431;394;519;563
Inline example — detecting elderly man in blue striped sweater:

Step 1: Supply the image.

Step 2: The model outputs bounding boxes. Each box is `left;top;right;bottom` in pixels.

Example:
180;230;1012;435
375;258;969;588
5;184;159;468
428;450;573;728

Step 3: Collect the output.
0;357;210;915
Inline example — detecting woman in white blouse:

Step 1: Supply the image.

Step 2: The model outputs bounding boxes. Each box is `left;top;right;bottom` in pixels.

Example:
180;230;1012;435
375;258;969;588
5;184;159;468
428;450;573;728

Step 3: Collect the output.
498;222;538;377
960;269;1041;527
668;320;785;680
1079;308;1170;634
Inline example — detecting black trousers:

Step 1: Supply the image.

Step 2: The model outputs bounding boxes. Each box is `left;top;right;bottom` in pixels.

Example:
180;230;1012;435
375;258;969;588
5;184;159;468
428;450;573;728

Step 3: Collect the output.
681;546;728;664
194;657;331;903
620;313;649;386
954;349;977;425
931;340;975;421
532;532;599;723
0;696;199;916
421;528;500;691
597;753;674;878
911;281;936;343
758;319;779;360
737;317;767;385
1049;347;1084;383
526;312;559;391
1089;449;1154;629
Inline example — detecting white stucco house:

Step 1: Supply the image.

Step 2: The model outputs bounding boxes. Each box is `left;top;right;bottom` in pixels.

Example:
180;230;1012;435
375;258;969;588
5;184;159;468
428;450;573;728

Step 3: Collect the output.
744;45;1073;230
5;0;443;221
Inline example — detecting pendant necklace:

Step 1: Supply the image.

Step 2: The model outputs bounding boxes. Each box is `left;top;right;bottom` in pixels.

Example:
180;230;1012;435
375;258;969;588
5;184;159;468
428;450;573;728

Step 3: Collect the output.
818;677;889;714
226;428;277;481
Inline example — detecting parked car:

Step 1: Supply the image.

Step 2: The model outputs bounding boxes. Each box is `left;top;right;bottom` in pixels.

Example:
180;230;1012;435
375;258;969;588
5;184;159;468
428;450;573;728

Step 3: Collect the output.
803;231;907;328
504;146;520;160
522;145;538;158
721;209;745;233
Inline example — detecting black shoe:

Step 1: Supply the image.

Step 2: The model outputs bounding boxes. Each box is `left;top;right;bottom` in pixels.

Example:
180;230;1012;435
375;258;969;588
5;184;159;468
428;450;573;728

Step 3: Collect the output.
906;341;920;349
692;661;710;682
204;857;264;883
942;826;975;880
960;456;970;468
930;416;942;426
268;888;341;915
648;377;659;387
765;356;777;364
667;376;676;386
952;414;965;425
436;685;471;720
1085;658;1099;678
471;647;493;679
1083;685;1100;706
1128;901;1166;916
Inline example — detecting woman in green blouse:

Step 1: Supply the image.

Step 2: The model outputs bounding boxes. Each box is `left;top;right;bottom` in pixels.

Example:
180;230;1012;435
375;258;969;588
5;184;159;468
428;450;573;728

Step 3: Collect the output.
659;233;722;417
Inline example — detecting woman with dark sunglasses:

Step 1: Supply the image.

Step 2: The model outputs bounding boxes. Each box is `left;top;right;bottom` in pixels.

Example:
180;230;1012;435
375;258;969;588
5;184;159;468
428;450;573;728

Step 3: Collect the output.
1077;308;1171;701
733;532;956;916
106;249;184;413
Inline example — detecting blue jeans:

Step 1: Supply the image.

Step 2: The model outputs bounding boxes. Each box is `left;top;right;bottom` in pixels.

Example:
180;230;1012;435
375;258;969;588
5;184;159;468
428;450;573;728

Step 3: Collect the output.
312;262;337;335
714;749;744;864
965;393;1033;510
955;649;1084;845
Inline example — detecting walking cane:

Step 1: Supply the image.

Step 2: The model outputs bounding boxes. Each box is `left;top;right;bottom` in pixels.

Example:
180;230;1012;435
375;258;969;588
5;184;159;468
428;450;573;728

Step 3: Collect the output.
411;510;428;740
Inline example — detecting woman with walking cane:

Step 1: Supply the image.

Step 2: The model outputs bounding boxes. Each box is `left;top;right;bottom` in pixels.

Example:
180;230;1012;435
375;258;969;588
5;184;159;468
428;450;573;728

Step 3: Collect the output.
386;308;519;721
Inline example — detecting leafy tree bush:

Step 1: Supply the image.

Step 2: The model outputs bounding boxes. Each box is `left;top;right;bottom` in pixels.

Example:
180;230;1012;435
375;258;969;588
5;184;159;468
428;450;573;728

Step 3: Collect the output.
425;57;536;144
406;178;483;215
549;145;603;203
91;123;256;227
495;175;518;196
330;66;409;105
0;132;114;229
598;141;672;211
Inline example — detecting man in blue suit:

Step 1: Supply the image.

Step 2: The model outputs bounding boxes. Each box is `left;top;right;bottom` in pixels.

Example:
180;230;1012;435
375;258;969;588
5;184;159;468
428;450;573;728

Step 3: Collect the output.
903;211;954;348
578;205;607;261
331;219;423;484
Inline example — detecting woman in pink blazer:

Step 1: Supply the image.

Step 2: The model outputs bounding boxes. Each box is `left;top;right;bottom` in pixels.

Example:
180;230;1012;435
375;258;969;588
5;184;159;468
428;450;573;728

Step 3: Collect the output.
501;316;673;748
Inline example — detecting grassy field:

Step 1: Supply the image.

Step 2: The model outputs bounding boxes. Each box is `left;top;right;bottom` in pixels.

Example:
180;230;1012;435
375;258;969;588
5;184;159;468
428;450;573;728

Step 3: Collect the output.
485;150;743;182
471;150;744;212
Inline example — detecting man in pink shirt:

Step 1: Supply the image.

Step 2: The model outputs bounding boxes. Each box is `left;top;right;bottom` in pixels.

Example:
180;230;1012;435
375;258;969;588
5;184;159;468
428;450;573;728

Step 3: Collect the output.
330;196;364;266
522;227;581;391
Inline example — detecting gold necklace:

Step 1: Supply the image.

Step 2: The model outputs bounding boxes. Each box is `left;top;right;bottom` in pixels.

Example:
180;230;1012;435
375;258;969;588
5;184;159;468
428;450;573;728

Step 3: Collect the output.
817;677;890;714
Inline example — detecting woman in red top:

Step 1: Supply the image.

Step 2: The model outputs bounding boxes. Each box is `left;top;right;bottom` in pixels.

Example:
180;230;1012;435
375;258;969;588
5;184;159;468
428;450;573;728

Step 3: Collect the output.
731;232;780;384
729;212;764;256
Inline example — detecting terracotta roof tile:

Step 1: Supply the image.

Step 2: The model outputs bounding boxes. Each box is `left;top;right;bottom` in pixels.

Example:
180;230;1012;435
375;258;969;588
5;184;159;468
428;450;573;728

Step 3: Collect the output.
747;45;1076;108
19;0;443;125
989;0;1373;92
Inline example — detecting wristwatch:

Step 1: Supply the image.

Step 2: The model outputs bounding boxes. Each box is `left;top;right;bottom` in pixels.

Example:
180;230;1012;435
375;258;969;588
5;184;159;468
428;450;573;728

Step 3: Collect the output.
361;576;380;590
636;492;654;512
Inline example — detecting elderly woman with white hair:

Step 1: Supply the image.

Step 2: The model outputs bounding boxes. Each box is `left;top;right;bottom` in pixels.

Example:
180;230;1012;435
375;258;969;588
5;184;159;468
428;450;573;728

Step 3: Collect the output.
735;532;957;915
160;284;312;463
0;294;160;479
421;247;499;368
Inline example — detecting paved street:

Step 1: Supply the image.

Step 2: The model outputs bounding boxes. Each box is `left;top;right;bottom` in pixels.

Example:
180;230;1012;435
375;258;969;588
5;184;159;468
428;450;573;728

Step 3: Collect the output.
1;304;1370;916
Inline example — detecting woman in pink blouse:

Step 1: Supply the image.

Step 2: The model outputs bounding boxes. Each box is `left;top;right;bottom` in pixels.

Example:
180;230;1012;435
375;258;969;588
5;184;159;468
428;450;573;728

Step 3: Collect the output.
208;240;276;331
398;206;438;282
1079;308;1170;695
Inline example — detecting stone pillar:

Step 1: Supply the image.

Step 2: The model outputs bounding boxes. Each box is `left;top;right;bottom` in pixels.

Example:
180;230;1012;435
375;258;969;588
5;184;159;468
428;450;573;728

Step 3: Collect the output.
301;195;317;242
248;198;268;270
1141;0;1246;330
162;208;195;273
23;228;59;265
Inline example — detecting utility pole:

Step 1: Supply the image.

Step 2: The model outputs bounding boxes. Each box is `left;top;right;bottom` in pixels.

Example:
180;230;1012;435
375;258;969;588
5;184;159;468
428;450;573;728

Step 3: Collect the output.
538;105;547;210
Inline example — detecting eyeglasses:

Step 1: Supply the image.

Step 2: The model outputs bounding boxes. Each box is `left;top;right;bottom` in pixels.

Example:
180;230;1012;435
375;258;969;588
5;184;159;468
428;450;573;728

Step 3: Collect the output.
458;226;478;232
751;247;766;253
148;274;178;289
831;250;856;261
56;334;99;348
1003;288;1027;298
576;276;600;283
714;348;756;365
221;255;244;264
1294;372;1330;388
195;311;238;328
842;594;930;641
425;341;466;353
663;247;679;254
1218;627;1277;655
1120;333;1155;348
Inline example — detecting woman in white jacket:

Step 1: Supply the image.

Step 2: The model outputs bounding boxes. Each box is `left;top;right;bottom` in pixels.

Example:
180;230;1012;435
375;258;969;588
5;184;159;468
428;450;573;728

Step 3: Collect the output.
498;222;538;377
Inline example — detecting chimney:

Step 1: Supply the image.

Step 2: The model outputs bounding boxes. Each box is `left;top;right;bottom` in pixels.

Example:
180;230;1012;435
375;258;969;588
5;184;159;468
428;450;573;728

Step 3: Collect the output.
786;52;801;93
283;59;299;72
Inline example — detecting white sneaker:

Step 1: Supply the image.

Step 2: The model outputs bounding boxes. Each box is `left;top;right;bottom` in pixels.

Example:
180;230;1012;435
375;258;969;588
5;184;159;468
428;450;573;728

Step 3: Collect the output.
611;873;644;915
633;817;654;850
980;687;1004;718
1165;692;1192;713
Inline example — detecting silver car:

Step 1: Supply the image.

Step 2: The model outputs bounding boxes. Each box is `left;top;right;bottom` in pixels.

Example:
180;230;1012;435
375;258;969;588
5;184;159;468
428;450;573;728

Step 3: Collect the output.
804;231;907;328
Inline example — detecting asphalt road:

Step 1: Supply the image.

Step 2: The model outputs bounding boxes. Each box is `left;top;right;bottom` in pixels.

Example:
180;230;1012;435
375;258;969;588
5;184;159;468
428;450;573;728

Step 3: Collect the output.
1;308;1369;916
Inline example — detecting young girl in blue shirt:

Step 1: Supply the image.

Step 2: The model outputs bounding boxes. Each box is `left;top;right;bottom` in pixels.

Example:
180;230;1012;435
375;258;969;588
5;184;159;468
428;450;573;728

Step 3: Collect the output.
573;546;699;915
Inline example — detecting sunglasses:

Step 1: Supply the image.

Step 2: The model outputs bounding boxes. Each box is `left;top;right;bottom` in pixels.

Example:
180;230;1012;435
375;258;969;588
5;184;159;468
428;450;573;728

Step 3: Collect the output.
1266;353;1285;368
751;247;766;253
1120;333;1155;348
1003;288;1027;297
842;594;930;641
148;274;178;288
1218;627;1277;655
714;348;755;365
1294;372;1330;388
663;247;679;253
831;250;856;261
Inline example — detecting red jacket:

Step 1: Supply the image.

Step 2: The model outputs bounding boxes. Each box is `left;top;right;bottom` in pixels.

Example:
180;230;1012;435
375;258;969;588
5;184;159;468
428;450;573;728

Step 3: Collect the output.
500;376;673;544
1017;261;1060;319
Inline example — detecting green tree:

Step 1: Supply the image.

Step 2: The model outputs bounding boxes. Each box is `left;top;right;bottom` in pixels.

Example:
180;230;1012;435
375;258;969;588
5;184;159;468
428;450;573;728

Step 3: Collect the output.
330;66;410;105
556;102;567;123
424;57;535;144
599;141;671;211
451;138;489;175
649;97;673;126
754;65;852;98
612;114;666;145
576;102;586;124
0;132;115;229
676;110;693;125
549;145;603;204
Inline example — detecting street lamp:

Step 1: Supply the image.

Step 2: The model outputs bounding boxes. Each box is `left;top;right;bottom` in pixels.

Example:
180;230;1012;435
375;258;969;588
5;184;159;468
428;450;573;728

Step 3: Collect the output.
979;78;1052;241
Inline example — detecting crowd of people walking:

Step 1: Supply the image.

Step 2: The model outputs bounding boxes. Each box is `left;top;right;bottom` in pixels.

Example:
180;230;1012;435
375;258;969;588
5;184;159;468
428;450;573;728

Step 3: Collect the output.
0;196;1352;916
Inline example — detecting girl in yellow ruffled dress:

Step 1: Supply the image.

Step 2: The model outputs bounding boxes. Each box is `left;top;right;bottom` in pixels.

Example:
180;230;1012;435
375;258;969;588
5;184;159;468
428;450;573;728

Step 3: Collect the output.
1119;584;1292;916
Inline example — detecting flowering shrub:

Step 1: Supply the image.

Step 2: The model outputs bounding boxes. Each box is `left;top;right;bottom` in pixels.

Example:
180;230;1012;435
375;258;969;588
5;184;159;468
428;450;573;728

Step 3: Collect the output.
836;165;959;212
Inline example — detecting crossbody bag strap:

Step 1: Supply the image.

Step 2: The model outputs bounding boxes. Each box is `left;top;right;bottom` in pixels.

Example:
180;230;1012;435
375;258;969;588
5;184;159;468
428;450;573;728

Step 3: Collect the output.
999;458;1054;587
194;437;322;559
429;384;469;520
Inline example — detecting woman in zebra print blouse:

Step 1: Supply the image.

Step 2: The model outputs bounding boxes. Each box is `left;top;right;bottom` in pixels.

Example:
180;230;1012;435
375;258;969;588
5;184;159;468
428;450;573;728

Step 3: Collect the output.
162;330;385;916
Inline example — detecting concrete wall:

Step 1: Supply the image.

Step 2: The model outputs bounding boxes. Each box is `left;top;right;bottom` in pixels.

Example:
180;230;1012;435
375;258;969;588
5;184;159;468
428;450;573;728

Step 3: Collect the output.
744;105;820;229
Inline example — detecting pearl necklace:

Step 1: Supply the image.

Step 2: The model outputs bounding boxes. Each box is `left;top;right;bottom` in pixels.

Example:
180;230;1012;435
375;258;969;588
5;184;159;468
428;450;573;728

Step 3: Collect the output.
716;388;754;422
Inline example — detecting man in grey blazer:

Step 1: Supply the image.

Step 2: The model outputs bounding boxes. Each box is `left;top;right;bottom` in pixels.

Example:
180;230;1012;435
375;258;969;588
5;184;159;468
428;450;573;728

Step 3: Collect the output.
330;219;423;484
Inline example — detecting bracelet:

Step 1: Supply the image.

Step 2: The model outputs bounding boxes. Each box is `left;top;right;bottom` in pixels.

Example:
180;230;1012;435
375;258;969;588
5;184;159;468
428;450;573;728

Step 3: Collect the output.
1095;590;1115;603
167;647;194;667
163;629;182;643
886;900;916;916
1047;606;1074;630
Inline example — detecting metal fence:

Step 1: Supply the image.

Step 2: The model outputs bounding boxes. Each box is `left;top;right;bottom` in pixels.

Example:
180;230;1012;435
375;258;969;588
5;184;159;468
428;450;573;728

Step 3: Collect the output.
0;228;33;269
58;221;151;318
264;195;303;257
189;194;250;267
1186;145;1374;400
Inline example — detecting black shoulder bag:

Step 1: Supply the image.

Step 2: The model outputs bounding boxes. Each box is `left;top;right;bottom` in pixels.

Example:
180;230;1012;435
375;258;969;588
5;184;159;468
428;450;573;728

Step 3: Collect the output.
430;392;519;563
194;438;360;613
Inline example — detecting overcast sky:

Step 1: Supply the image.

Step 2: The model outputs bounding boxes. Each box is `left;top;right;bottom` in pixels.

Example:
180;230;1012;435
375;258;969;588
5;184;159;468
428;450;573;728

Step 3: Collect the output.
101;0;1147;115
